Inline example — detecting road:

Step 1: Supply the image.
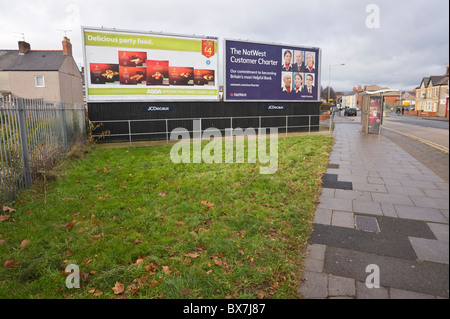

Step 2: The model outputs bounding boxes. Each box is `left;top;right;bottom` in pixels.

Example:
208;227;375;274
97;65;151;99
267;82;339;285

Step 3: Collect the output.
382;113;449;152
335;111;449;152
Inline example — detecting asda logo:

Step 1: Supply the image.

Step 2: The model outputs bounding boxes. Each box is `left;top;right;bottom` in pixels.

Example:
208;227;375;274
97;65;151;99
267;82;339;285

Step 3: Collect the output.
147;89;162;94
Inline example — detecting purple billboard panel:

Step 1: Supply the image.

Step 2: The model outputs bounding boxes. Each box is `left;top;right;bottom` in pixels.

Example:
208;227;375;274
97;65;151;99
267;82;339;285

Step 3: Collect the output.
224;39;321;102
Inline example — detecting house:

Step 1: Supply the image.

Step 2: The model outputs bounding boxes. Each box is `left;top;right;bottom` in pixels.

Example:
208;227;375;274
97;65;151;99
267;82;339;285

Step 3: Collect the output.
342;84;397;109
0;37;83;104
415;66;449;117
342;86;363;109
400;92;416;109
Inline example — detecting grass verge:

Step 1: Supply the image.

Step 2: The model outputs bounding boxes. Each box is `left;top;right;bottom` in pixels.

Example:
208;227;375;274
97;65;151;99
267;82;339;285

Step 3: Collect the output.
0;134;332;299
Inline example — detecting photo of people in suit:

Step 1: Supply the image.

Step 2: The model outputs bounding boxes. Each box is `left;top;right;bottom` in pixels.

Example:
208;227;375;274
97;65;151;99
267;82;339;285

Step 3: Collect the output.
281;72;293;93
282;49;293;71
305;73;316;95
293;72;304;93
303;52;316;73
292;50;305;73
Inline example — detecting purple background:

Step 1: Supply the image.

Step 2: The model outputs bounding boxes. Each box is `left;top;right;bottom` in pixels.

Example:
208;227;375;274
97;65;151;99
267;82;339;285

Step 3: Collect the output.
225;40;320;101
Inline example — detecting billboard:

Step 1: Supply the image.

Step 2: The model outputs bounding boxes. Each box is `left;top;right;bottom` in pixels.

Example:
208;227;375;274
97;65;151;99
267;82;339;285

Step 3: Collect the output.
82;27;219;102
224;39;321;102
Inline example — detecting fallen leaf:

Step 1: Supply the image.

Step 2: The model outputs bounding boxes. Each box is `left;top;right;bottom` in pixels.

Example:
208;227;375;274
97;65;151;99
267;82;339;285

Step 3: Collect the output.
201;200;215;209
62;198;74;201
2;206;15;213
4;258;20;269
65;220;76;231
184;252;199;259
120;186;127;189
112;282;125;295
182;288;192;296
0;215;10;222
134;238;143;245
127;281;140;295
162;266;172;275
19;239;30;248
158;191;167;197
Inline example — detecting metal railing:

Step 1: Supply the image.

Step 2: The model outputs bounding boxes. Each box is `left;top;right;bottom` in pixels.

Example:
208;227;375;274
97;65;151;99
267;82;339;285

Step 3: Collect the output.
91;113;334;146
0;97;86;204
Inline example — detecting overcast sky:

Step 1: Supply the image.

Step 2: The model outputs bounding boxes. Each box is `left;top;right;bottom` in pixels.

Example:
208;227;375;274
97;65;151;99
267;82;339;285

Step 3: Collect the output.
0;0;448;92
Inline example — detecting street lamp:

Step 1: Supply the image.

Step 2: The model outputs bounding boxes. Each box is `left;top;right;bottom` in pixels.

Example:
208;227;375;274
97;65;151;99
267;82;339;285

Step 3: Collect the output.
328;63;345;105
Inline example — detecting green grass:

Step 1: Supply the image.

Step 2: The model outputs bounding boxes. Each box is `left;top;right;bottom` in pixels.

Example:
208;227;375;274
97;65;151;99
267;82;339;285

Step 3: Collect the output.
0;134;332;299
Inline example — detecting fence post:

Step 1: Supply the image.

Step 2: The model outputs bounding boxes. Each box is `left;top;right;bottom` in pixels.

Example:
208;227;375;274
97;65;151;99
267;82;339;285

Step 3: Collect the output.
81;105;87;142
309;115;311;135
60;102;68;150
285;116;288;136
128;120;132;147
165;119;168;145
17;98;32;189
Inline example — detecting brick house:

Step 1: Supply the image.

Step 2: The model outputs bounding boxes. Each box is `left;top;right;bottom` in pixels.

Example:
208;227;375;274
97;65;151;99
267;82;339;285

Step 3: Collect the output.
415;66;449;117
0;37;83;104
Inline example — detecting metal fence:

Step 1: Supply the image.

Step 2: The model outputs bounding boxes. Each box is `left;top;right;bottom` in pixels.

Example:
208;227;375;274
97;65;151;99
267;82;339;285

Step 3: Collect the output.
91;113;335;146
0;97;86;204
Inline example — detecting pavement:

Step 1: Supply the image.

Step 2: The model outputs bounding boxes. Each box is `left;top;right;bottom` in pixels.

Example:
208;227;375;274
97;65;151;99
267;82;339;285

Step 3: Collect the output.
299;116;449;299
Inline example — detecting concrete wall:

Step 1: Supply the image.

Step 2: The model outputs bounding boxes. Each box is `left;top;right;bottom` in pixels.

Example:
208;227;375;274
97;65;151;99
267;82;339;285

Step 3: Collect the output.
58;57;83;104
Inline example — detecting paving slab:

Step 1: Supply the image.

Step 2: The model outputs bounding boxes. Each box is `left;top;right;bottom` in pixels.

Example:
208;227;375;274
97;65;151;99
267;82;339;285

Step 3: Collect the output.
427;223;449;243
356;281;389;299
389;288;436;299
408;237;449;264
331;211;354;228
328;275;356;297
325;246;449;298
394;205;448;223
299;271;328;299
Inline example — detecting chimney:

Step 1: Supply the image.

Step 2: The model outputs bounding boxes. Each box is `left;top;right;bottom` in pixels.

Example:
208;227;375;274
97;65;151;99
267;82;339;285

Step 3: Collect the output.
62;37;72;56
353;87;356;91
358;85;362;91
446;64;449;75
18;41;31;55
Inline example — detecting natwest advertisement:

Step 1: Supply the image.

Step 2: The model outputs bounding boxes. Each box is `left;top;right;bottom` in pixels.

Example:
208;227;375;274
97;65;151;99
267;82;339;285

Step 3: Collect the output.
82;27;219;102
224;39;321;102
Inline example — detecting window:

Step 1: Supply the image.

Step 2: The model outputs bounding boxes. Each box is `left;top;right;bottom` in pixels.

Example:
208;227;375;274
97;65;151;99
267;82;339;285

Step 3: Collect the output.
35;76;45;87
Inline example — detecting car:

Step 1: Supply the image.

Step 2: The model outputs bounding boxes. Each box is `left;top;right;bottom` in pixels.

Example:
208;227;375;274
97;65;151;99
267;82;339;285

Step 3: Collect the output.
344;108;357;116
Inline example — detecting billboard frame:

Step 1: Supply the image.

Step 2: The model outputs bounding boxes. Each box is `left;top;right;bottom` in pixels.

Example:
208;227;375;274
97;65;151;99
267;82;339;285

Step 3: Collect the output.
223;38;322;103
81;26;220;103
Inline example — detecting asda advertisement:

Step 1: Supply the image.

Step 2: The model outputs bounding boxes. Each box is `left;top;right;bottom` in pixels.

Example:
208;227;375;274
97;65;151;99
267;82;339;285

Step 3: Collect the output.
82;27;219;102
224;39;321;102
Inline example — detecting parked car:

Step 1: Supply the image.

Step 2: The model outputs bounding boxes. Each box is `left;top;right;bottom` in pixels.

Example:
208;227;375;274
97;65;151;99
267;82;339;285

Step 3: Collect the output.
344;108;357;116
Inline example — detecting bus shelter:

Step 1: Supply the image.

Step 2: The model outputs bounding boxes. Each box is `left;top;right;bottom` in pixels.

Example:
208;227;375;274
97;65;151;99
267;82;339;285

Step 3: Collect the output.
361;89;399;134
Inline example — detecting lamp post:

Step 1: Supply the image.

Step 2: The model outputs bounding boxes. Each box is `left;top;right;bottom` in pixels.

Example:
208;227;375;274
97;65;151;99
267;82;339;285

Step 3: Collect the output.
328;63;345;104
